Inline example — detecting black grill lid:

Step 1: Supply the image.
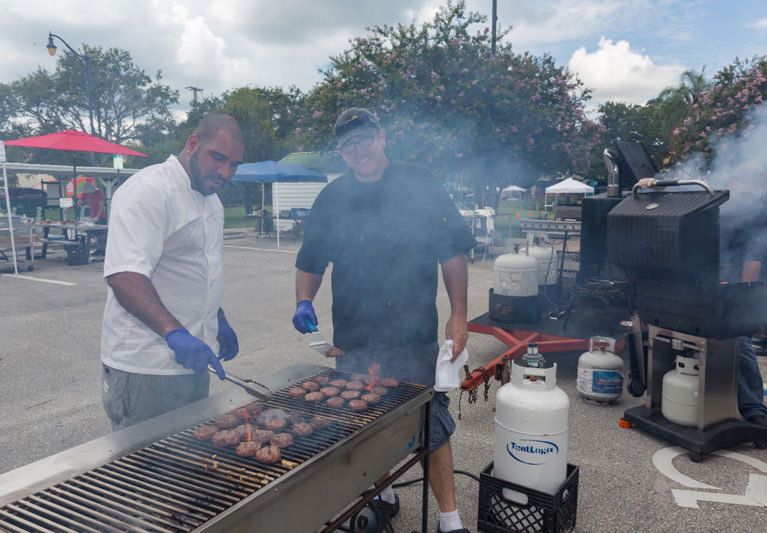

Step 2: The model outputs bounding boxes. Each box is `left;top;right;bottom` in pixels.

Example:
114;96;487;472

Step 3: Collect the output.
607;188;729;284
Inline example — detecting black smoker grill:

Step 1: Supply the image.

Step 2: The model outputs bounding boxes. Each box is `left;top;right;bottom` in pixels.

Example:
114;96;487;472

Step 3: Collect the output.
606;181;767;459
0;363;433;532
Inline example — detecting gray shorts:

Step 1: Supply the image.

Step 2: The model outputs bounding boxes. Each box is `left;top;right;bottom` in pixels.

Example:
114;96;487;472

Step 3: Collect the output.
336;342;456;451
102;364;210;431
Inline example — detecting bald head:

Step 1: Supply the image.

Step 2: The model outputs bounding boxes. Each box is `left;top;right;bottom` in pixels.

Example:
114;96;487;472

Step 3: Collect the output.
178;113;245;196
194;113;244;147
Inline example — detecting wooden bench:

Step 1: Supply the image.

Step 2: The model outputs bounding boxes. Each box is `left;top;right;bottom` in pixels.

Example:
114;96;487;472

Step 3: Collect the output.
40;238;90;265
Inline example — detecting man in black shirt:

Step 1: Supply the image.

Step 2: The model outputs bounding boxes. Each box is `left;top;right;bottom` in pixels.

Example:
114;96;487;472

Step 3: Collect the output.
293;108;475;533
722;162;767;427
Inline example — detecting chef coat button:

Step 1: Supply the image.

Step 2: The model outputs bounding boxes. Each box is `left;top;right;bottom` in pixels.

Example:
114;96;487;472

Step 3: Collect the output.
360;236;365;241
387;300;392;307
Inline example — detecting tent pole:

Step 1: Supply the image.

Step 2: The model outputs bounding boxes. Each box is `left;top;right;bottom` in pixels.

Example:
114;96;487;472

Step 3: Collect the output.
2;159;19;275
276;182;280;249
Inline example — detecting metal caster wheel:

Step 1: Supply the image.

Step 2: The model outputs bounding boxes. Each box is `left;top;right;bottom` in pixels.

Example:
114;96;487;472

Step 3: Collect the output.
27;265;34;271
755;441;767;449
689;451;705;463
627;379;645;397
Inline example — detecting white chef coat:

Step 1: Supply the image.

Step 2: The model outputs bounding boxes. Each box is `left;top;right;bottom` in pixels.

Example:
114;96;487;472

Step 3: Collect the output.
101;156;225;375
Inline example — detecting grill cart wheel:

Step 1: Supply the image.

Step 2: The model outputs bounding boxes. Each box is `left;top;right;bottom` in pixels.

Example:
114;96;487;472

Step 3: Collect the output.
689;451;705;463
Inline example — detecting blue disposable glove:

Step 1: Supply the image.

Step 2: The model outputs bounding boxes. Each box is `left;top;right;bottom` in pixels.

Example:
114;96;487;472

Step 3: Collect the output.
217;316;239;361
292;299;318;334
166;328;225;379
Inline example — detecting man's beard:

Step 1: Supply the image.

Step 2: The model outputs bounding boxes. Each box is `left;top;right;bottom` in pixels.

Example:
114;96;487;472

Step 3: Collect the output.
189;152;217;196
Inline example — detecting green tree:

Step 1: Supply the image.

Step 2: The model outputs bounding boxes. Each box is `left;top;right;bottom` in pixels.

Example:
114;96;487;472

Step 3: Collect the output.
669;57;767;164
297;0;600;192
2;44;178;167
169;86;307;212
598;101;666;168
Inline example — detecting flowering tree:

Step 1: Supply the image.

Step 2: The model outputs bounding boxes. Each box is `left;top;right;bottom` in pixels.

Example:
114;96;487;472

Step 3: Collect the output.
298;0;600;190
668;56;767;164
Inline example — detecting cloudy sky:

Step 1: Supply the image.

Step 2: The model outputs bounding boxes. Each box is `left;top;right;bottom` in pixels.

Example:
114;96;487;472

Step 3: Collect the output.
1;0;766;115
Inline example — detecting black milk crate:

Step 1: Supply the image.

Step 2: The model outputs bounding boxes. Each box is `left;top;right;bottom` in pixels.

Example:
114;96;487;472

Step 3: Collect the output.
478;462;579;533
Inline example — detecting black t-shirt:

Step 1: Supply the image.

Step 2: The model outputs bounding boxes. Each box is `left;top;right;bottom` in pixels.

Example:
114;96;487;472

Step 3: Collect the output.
720;211;767;281
296;160;476;350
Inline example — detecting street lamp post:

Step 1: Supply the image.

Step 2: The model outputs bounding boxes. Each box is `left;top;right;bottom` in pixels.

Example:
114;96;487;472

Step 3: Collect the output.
46;32;96;137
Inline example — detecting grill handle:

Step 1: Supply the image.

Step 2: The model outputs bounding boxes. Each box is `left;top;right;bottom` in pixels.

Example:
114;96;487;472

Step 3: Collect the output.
632;179;714;199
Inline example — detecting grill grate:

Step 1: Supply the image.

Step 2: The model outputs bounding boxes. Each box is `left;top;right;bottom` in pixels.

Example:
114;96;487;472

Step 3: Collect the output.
0;369;426;532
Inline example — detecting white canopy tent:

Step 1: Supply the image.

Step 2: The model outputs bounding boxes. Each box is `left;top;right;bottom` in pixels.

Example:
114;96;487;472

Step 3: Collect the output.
501;184;526;200
544;177;594;195
544;177;594;212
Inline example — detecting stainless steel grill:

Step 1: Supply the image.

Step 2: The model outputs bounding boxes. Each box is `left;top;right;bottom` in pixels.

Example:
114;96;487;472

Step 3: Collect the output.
0;363;433;532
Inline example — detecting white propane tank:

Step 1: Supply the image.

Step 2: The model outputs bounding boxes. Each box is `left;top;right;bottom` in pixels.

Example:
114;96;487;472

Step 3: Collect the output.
661;355;699;427
493;252;538;297
576;336;624;402
494;343;569;504
526;242;558;287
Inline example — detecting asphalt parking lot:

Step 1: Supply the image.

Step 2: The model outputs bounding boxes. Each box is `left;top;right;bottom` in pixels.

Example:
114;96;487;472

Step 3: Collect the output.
1;232;766;532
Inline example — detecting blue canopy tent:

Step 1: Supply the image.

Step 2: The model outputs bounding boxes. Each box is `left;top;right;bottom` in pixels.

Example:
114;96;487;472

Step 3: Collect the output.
232;160;328;248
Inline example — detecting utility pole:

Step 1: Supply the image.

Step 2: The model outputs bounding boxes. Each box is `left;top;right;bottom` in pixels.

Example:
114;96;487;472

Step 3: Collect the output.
491;0;497;56
186;86;203;106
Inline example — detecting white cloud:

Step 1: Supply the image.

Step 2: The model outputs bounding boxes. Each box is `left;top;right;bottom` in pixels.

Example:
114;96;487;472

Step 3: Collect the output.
568;37;685;106
750;18;767;30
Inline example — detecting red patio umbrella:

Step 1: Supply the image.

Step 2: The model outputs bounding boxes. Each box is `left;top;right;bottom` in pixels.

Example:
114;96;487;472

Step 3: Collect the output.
4;130;147;222
4;130;147;157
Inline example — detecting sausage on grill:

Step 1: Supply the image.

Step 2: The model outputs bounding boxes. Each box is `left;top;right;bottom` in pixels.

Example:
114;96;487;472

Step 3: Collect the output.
270;432;294;448
320;386;340;397
315;375;331;385
265;418;288;431
245;402;266;416
329;379;348;388
193;425;218;440
302;380;320;391
290;422;314;437
304;391;325;403
251;429;275;444
360;393;381;405
234;424;253;440
370;386;388;396
310;416;328;430
381;377;400;388
255;444;282;463
346;380;365;391
211;429;241;447
214;413;239;429
340;390;361;400
289;387;307;399
236;441;261;457
326;396;345;408
348;399;368;412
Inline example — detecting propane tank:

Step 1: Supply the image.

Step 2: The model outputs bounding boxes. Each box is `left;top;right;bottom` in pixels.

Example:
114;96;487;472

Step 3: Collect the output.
494;343;569;503
493;252;538;297
661;355;699;427
576;336;624;402
526;239;557;287
490;252;539;323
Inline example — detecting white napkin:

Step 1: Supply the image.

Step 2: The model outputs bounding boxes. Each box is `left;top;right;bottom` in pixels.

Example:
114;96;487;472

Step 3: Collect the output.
434;340;469;392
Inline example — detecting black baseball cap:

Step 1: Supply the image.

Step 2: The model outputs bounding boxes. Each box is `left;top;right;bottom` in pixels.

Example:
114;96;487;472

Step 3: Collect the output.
335;108;380;149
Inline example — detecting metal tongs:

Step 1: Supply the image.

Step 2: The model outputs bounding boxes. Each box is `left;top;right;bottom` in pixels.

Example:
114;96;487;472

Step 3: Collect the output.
208;365;273;401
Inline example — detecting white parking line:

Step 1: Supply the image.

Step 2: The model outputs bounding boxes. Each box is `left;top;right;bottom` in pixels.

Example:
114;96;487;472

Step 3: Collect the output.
224;245;297;254
1;274;76;286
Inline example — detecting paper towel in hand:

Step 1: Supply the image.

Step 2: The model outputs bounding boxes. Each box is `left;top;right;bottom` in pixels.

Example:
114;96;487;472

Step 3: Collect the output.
434;340;469;392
